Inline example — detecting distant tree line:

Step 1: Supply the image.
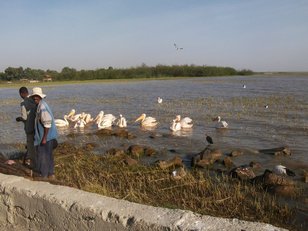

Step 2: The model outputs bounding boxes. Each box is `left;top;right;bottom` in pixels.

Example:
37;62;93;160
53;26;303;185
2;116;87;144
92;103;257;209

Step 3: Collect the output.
0;64;253;82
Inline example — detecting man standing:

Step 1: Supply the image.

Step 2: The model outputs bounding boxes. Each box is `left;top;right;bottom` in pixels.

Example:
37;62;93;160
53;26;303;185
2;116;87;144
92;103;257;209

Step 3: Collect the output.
16;87;37;168
29;87;58;179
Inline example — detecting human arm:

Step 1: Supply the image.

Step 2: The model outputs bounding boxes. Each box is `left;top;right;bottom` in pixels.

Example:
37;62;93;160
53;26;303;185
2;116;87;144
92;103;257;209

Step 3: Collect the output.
16;105;27;122
41;127;49;145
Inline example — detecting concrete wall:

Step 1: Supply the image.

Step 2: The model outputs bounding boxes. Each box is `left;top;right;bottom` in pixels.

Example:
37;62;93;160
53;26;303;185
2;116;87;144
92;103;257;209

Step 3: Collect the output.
0;173;287;231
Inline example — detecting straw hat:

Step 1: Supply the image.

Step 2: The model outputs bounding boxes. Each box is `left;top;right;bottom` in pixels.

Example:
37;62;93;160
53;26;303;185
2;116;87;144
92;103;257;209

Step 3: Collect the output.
29;87;46;98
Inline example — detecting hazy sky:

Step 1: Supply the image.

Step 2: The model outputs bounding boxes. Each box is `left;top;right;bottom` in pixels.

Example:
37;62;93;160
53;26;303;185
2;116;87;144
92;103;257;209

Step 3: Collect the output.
0;0;307;72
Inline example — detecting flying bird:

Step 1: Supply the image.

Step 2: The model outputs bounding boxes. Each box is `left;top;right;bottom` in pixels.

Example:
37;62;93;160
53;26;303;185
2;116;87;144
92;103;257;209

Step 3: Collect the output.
174;43;183;50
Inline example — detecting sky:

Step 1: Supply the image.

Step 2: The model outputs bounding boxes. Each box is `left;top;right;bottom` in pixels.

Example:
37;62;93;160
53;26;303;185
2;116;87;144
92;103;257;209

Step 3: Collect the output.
0;0;307;72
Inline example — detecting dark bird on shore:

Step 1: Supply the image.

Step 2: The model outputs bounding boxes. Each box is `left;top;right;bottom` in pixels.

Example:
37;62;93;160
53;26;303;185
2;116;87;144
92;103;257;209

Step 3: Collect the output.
273;164;296;177
205;134;213;144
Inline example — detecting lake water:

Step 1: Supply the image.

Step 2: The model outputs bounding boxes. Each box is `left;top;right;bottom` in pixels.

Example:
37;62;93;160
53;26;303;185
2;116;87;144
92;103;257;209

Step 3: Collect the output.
1;74;307;229
0;75;308;171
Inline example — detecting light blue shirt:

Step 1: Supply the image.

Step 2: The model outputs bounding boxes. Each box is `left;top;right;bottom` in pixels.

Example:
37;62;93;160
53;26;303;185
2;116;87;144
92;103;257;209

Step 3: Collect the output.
34;100;58;146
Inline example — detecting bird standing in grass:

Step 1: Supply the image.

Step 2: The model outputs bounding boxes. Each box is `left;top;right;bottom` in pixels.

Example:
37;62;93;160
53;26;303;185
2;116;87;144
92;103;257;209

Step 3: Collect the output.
273;165;296;176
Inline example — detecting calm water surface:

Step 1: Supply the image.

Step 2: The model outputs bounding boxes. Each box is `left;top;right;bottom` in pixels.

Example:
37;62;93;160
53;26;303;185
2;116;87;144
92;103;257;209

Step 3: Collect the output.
1;75;307;172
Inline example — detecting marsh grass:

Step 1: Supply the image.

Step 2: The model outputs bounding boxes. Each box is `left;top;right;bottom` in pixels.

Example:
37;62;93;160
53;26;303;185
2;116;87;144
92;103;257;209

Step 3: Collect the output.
54;142;294;230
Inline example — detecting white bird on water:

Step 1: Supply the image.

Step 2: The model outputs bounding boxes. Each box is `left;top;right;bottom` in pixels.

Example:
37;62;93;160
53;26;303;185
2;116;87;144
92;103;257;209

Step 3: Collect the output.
116;114;127;128
175;115;193;129
96;111;117;129
55;115;69;127
170;119;181;132
66;109;82;122
74;118;86;129
213;116;228;129
242;84;246;89
135;113;158;128
272;165;295;177
157;97;163;104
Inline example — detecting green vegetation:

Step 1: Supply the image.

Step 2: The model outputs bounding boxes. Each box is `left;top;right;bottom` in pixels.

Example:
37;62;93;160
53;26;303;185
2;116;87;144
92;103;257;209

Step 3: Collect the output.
0;64;253;82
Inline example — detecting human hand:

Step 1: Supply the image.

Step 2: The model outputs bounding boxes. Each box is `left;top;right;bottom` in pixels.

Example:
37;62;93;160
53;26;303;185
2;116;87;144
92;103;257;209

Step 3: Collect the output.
16;117;23;122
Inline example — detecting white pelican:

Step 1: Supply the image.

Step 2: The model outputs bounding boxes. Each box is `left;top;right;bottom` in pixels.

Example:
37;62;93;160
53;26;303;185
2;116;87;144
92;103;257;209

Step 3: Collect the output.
55;115;69;127
97;112;117;129
213;116;228;129
74;118;86;129
83;113;93;124
157;97;163;104
135;113;158;128
67;109;82;122
94;111;104;124
170;119;181;132
175;115;193;129
97;118;113;129
116;114;127;128
94;111;116;125
272;165;295;177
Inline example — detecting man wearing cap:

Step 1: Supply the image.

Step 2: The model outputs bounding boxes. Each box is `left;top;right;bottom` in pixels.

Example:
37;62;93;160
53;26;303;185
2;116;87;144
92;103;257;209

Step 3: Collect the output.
30;87;58;179
16;87;37;168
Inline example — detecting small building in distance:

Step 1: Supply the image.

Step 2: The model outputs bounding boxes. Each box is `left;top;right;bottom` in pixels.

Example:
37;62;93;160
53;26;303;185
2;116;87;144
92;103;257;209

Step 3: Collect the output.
43;74;52;82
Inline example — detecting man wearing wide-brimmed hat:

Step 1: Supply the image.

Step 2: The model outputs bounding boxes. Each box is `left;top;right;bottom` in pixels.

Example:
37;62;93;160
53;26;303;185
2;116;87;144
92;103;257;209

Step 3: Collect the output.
30;87;58;179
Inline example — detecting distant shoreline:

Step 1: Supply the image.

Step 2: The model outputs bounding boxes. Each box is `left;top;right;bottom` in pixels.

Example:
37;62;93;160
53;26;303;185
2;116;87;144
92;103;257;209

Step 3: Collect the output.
1;73;307;89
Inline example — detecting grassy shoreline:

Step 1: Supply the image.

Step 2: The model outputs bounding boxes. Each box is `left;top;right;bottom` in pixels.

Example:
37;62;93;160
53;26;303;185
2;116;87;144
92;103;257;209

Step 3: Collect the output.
1;73;308;89
51;141;300;231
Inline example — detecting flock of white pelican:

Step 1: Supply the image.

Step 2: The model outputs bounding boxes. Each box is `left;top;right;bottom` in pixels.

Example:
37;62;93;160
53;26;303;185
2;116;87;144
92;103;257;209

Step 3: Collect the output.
54;96;229;131
54;107;229;132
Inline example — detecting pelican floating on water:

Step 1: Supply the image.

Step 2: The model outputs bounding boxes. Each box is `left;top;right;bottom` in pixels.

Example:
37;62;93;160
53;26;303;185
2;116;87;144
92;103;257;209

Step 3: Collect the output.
97;111;117;129
175;115;193;129
74;118;86;129
135;113;158;128
116;114;127;128
272;165;295;177
67;109;82;122
55;115;69;127
213;116;228;129
170;119;181;132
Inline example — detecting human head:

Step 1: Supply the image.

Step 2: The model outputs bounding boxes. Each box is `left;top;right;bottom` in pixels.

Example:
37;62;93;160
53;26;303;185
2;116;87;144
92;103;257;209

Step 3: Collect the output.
19;87;28;99
29;87;46;104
